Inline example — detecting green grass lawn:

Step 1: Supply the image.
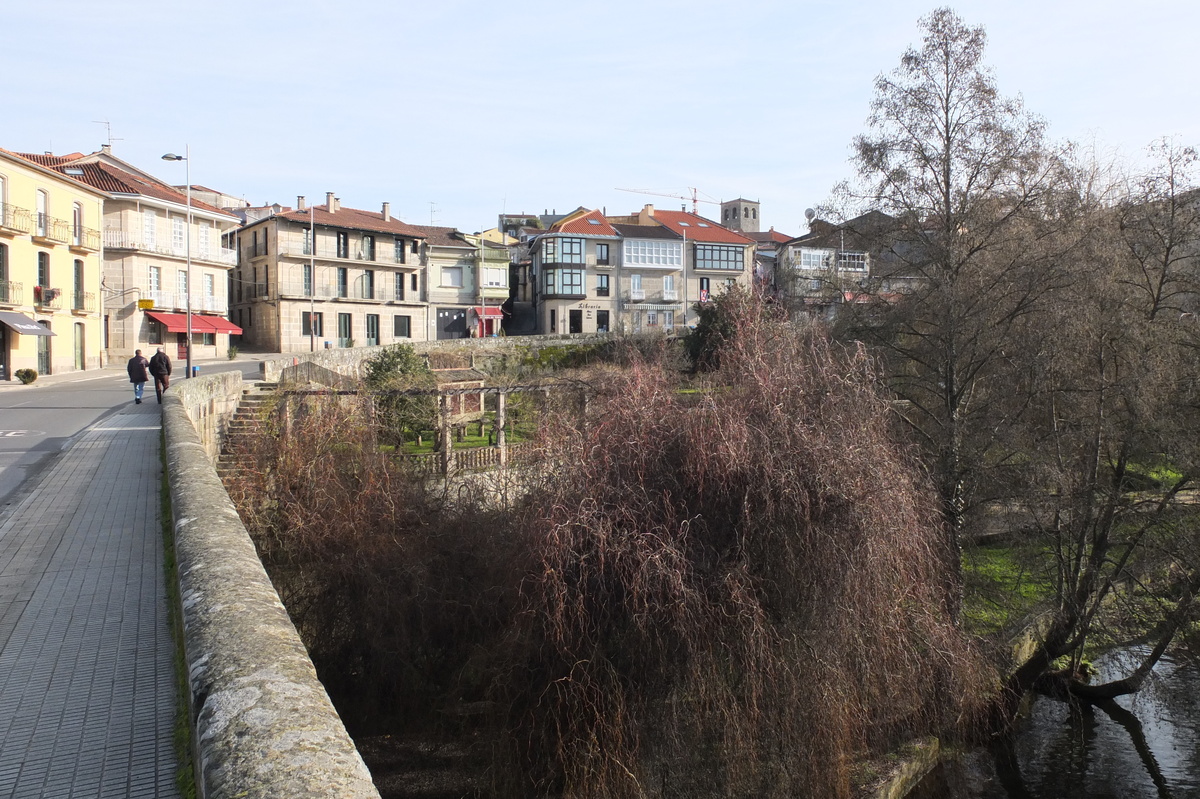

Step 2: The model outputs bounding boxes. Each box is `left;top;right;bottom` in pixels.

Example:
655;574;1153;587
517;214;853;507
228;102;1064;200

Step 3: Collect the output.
393;413;537;455
962;543;1055;637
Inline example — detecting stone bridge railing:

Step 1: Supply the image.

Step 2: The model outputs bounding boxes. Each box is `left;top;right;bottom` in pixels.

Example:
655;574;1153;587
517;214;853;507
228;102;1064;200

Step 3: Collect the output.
163;373;380;799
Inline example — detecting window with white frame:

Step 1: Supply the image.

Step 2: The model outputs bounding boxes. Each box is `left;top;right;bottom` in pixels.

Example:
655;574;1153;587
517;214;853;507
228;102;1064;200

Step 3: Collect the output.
630;273;643;299
482;267;506;288
663;310;674;328
72;202;83;245
441;266;463;288
694;244;744;271
204;273;214;299
624;239;682;267
839;251;867;271
36;190;48;236
199;221;211;256
148;266;161;293
177;269;188;301
143;209;157;249
662;274;676;300
798;248;832;271
172;217;185;252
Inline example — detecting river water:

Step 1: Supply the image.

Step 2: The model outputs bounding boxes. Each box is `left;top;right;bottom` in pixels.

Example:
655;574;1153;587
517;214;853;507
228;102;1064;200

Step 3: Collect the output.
917;647;1200;798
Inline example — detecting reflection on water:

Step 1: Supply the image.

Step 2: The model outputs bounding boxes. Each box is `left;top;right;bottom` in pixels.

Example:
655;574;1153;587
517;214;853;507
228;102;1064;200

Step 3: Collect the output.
917;648;1200;798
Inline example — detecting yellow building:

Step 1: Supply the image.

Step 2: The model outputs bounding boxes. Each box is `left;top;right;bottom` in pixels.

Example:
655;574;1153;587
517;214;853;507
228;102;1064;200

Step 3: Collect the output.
0;149;106;380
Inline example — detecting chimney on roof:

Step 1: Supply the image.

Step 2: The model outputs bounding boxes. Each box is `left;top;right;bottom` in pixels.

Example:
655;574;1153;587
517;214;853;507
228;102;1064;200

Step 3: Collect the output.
382;202;390;222
297;195;306;211
100;144;111;155
326;192;336;213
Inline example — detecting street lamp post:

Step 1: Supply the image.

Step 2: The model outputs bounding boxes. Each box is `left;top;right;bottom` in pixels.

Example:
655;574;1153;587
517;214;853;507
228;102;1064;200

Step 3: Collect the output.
161;147;192;378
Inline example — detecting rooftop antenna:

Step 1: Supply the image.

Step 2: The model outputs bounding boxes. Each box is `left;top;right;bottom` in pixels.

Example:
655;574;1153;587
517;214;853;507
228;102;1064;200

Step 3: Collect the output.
429;201;439;225
92;120;123;148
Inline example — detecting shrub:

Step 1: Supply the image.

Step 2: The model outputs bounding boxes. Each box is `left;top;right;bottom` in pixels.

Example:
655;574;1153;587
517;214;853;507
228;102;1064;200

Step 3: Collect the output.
496;294;988;798
363;344;438;446
14;368;37;384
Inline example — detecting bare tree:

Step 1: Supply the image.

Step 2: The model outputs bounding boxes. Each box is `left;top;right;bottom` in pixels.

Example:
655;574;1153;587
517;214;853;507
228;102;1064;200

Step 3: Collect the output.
841;7;1075;544
1000;144;1200;706
1117;138;1200;320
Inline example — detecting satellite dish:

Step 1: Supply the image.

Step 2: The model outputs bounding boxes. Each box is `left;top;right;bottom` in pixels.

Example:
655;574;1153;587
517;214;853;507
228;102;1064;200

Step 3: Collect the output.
804;208;816;222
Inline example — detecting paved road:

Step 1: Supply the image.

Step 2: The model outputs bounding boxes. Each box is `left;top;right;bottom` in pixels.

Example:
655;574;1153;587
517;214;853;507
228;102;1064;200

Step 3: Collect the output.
0;359;261;509
0;375;132;510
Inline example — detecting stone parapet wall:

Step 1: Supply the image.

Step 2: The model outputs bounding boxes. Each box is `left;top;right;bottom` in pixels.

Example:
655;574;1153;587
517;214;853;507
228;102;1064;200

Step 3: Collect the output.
172;370;244;460
260;333;610;382
162;386;380;799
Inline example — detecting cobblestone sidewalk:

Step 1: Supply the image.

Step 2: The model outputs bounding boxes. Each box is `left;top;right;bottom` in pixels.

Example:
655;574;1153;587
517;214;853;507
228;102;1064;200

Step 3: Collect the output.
0;405;179;798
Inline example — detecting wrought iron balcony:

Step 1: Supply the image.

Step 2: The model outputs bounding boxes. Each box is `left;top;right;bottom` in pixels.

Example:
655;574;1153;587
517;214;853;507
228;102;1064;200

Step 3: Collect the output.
33;285;64;309
70;227;101;251
0;204;34;234
0;280;22;304
72;291;97;313
33;214;71;244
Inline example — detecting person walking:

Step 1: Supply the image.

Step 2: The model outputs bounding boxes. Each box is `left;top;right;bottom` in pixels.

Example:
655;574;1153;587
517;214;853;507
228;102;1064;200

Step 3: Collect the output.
127;349;150;405
149;347;172;404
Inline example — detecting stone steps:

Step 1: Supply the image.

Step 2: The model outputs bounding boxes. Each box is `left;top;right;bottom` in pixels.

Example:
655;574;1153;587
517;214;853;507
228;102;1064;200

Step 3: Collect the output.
218;382;279;482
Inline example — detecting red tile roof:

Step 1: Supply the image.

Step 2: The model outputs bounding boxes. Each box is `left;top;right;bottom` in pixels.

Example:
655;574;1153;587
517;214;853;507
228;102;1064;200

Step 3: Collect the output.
277;205;427;239
746;229;794;244
641;209;753;245
9;151;238;219
611;222;680;240
407;224;472;247
550;208;620;237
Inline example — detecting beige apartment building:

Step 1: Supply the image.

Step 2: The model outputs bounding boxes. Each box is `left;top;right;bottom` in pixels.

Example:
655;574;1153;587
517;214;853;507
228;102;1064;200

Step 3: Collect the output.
19;146;243;363
0;148;106;379
231;195;430;352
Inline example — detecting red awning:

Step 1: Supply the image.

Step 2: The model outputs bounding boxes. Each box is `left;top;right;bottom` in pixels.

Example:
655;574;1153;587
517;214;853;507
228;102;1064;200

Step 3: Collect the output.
145;311;191;333
472;306;504;319
197;315;243;334
146;311;243;335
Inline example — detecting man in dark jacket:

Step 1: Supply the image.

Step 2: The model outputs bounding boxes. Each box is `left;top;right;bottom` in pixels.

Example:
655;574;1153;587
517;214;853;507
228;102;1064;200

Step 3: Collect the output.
149;347;172;404
127;350;150;405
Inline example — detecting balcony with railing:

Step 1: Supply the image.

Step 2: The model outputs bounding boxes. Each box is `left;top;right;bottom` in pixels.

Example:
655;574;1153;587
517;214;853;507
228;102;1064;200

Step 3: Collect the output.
103;228;237;265
662;288;678;301
0;280;22;305
0;204;34;235
33;285;64;309
628;287;646;301
283;239;417;267
147;290;229;313
72;291;97;313
33;215;71;245
70;227;102;252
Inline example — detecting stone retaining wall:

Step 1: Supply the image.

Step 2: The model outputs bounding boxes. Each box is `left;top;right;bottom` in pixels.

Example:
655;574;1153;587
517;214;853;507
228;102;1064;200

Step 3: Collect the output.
162;385;380;799
259;333;610;382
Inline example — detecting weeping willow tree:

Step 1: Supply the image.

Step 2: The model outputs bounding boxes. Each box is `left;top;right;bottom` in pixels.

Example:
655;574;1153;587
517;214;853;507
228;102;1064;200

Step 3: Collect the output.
494;291;989;798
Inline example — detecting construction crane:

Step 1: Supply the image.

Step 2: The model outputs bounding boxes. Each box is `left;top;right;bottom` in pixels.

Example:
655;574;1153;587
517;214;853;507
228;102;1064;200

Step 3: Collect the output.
615;187;719;215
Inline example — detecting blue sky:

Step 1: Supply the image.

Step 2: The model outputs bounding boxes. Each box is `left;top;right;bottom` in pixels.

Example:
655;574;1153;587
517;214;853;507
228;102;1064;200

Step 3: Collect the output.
6;0;1197;236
